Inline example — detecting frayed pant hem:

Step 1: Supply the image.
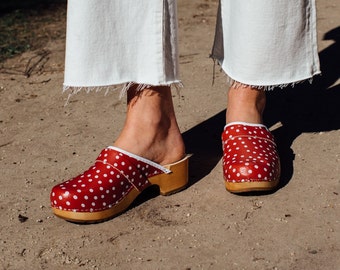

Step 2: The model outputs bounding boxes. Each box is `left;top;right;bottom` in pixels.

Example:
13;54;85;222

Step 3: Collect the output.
62;81;183;105
119;81;183;99
226;73;322;91
210;54;322;90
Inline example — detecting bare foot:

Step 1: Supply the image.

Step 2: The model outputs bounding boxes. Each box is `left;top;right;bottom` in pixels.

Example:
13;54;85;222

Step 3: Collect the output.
226;84;266;124
114;85;185;165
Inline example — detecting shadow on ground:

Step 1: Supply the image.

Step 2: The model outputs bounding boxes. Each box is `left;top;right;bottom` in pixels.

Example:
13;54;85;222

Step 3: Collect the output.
265;26;340;189
0;0;65;14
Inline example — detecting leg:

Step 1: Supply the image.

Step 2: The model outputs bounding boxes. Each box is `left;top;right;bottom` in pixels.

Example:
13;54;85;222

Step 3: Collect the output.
226;85;266;124
212;0;321;192
224;88;279;193
50;1;189;223
50;85;189;223
114;85;185;165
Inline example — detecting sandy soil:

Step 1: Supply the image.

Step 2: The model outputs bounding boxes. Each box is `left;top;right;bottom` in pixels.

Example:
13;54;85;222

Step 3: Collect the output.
0;0;339;269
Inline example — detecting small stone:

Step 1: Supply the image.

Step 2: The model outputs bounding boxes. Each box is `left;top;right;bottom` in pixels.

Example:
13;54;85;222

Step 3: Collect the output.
18;214;28;223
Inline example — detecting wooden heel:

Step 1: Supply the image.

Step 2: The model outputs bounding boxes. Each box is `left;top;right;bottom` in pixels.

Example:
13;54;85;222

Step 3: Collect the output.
149;154;191;195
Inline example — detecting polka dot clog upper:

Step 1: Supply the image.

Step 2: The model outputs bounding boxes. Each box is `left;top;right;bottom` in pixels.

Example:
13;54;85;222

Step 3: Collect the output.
50;147;170;214
222;122;280;190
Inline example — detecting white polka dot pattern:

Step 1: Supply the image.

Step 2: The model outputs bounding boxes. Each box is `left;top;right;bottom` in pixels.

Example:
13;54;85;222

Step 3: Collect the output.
222;123;280;184
50;148;166;213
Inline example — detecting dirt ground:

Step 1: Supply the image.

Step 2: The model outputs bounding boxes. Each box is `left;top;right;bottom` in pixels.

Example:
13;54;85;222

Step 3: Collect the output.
0;0;339;269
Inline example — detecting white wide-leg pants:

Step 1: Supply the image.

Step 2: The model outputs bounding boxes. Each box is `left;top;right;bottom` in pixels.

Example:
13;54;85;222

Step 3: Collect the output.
64;0;320;91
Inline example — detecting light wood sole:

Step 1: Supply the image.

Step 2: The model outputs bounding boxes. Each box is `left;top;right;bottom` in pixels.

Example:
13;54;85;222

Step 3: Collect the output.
225;179;279;193
52;188;140;223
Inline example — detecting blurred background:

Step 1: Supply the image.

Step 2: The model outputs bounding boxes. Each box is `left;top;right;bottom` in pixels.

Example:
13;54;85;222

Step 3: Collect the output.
0;0;66;62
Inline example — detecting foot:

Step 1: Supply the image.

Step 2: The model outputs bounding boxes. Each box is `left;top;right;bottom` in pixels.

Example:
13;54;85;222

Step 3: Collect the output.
50;85;188;223
226;84;266;124
114;85;186;165
223;84;280;193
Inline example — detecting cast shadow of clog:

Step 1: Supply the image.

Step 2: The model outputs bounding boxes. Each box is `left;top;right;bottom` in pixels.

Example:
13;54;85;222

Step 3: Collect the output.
182;111;226;185
264;26;340;190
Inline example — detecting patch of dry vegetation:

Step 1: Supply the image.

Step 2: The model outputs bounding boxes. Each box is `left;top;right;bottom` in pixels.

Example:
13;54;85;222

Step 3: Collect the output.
0;0;66;62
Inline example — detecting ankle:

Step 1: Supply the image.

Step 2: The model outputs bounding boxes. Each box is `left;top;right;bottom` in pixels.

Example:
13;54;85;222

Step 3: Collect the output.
114;85;185;165
226;85;266;124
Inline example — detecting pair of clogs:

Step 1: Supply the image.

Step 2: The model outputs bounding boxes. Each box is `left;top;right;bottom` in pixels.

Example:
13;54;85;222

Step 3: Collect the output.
50;122;280;223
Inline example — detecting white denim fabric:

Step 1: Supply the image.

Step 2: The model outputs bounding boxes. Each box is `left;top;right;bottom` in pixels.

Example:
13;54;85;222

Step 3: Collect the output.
64;0;320;91
212;0;321;88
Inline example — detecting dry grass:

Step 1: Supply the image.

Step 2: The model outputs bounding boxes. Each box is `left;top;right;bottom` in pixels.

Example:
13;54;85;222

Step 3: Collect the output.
0;0;66;62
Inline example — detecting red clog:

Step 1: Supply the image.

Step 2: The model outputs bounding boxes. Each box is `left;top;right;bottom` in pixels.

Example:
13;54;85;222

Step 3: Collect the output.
50;147;190;223
222;122;280;193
